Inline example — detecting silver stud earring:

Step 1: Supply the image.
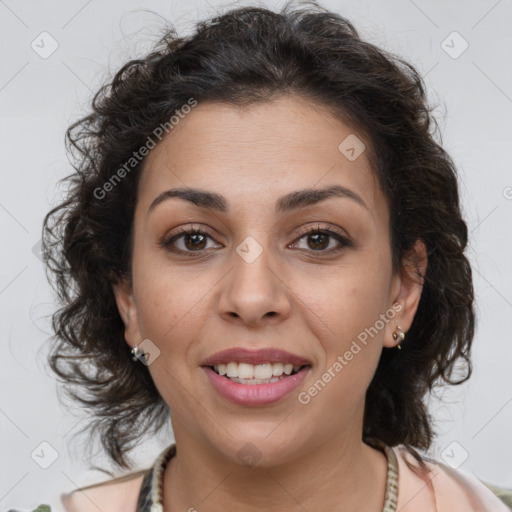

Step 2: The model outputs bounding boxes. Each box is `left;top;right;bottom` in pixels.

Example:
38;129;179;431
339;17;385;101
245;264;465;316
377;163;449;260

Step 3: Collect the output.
131;345;145;362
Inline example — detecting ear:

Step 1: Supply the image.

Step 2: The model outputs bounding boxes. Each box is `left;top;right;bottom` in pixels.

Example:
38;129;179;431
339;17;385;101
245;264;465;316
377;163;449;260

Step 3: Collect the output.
112;278;142;350
383;239;428;348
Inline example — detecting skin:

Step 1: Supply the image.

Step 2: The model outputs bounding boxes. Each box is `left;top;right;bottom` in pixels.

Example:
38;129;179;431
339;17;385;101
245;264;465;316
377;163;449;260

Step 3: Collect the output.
113;94;427;511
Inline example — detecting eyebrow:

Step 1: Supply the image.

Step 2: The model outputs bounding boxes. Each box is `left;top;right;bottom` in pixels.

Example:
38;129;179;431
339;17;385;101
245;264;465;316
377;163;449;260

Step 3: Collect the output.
147;184;369;215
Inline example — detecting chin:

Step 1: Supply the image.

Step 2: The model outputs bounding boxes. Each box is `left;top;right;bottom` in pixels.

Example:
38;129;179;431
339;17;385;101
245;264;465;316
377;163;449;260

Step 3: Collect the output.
215;432;304;468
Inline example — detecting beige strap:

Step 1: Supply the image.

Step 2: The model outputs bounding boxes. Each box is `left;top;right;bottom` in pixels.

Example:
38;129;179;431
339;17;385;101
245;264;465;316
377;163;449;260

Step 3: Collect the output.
382;444;399;512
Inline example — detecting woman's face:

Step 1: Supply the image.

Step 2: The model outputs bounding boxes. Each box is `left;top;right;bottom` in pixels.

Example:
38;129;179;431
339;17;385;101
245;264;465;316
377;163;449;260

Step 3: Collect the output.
114;95;424;466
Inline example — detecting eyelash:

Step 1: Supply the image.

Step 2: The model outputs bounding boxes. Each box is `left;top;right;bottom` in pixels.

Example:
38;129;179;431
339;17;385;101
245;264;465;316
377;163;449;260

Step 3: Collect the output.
160;224;353;256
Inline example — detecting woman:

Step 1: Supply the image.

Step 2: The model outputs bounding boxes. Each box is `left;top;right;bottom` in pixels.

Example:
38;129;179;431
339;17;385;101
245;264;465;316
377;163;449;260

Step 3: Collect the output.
38;2;511;511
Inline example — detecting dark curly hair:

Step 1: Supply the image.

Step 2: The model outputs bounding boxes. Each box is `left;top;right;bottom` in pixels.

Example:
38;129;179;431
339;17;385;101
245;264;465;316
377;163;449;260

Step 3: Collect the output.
42;0;474;470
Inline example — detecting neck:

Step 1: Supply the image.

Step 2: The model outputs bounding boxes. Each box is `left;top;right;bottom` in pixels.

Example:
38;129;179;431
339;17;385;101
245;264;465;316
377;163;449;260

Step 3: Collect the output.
162;428;388;511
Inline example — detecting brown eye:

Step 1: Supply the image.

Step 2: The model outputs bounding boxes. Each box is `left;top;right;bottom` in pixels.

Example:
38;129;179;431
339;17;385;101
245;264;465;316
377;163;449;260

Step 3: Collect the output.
306;232;330;250
291;226;353;253
161;228;220;255
182;231;208;250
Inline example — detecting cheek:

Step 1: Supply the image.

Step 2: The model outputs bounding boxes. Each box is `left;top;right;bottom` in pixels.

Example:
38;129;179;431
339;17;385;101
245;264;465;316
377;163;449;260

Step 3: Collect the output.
132;254;204;350
132;270;206;400
298;278;388;415
296;254;390;397
304;258;390;337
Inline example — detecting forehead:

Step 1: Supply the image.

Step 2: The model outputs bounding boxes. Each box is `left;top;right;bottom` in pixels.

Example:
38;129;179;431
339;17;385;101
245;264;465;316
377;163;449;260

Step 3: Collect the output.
137;95;385;218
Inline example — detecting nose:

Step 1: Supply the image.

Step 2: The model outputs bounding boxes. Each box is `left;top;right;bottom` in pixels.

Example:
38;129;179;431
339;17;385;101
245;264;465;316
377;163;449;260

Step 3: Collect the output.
217;239;292;327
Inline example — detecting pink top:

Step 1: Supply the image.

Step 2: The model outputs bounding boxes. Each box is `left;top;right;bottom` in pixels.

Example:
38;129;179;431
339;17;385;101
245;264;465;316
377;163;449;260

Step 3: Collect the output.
61;444;511;511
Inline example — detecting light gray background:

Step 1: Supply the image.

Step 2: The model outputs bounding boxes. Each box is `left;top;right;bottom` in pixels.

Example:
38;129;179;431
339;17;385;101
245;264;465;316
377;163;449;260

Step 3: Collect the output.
1;0;511;510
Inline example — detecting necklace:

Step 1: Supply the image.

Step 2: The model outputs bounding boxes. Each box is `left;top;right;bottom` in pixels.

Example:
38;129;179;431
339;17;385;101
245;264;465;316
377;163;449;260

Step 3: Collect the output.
136;443;399;512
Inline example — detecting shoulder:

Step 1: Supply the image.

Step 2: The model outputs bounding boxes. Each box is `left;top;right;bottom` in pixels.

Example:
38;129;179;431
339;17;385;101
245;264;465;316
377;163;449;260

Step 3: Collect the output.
392;445;512;511
60;470;147;512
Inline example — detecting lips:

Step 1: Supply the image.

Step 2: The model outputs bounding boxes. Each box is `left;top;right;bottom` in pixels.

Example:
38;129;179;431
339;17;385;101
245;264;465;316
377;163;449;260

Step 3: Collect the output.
201;347;311;367
202;365;311;406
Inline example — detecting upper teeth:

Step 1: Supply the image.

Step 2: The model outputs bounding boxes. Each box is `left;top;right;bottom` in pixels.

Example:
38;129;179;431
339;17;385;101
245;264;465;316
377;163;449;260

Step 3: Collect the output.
214;362;302;379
